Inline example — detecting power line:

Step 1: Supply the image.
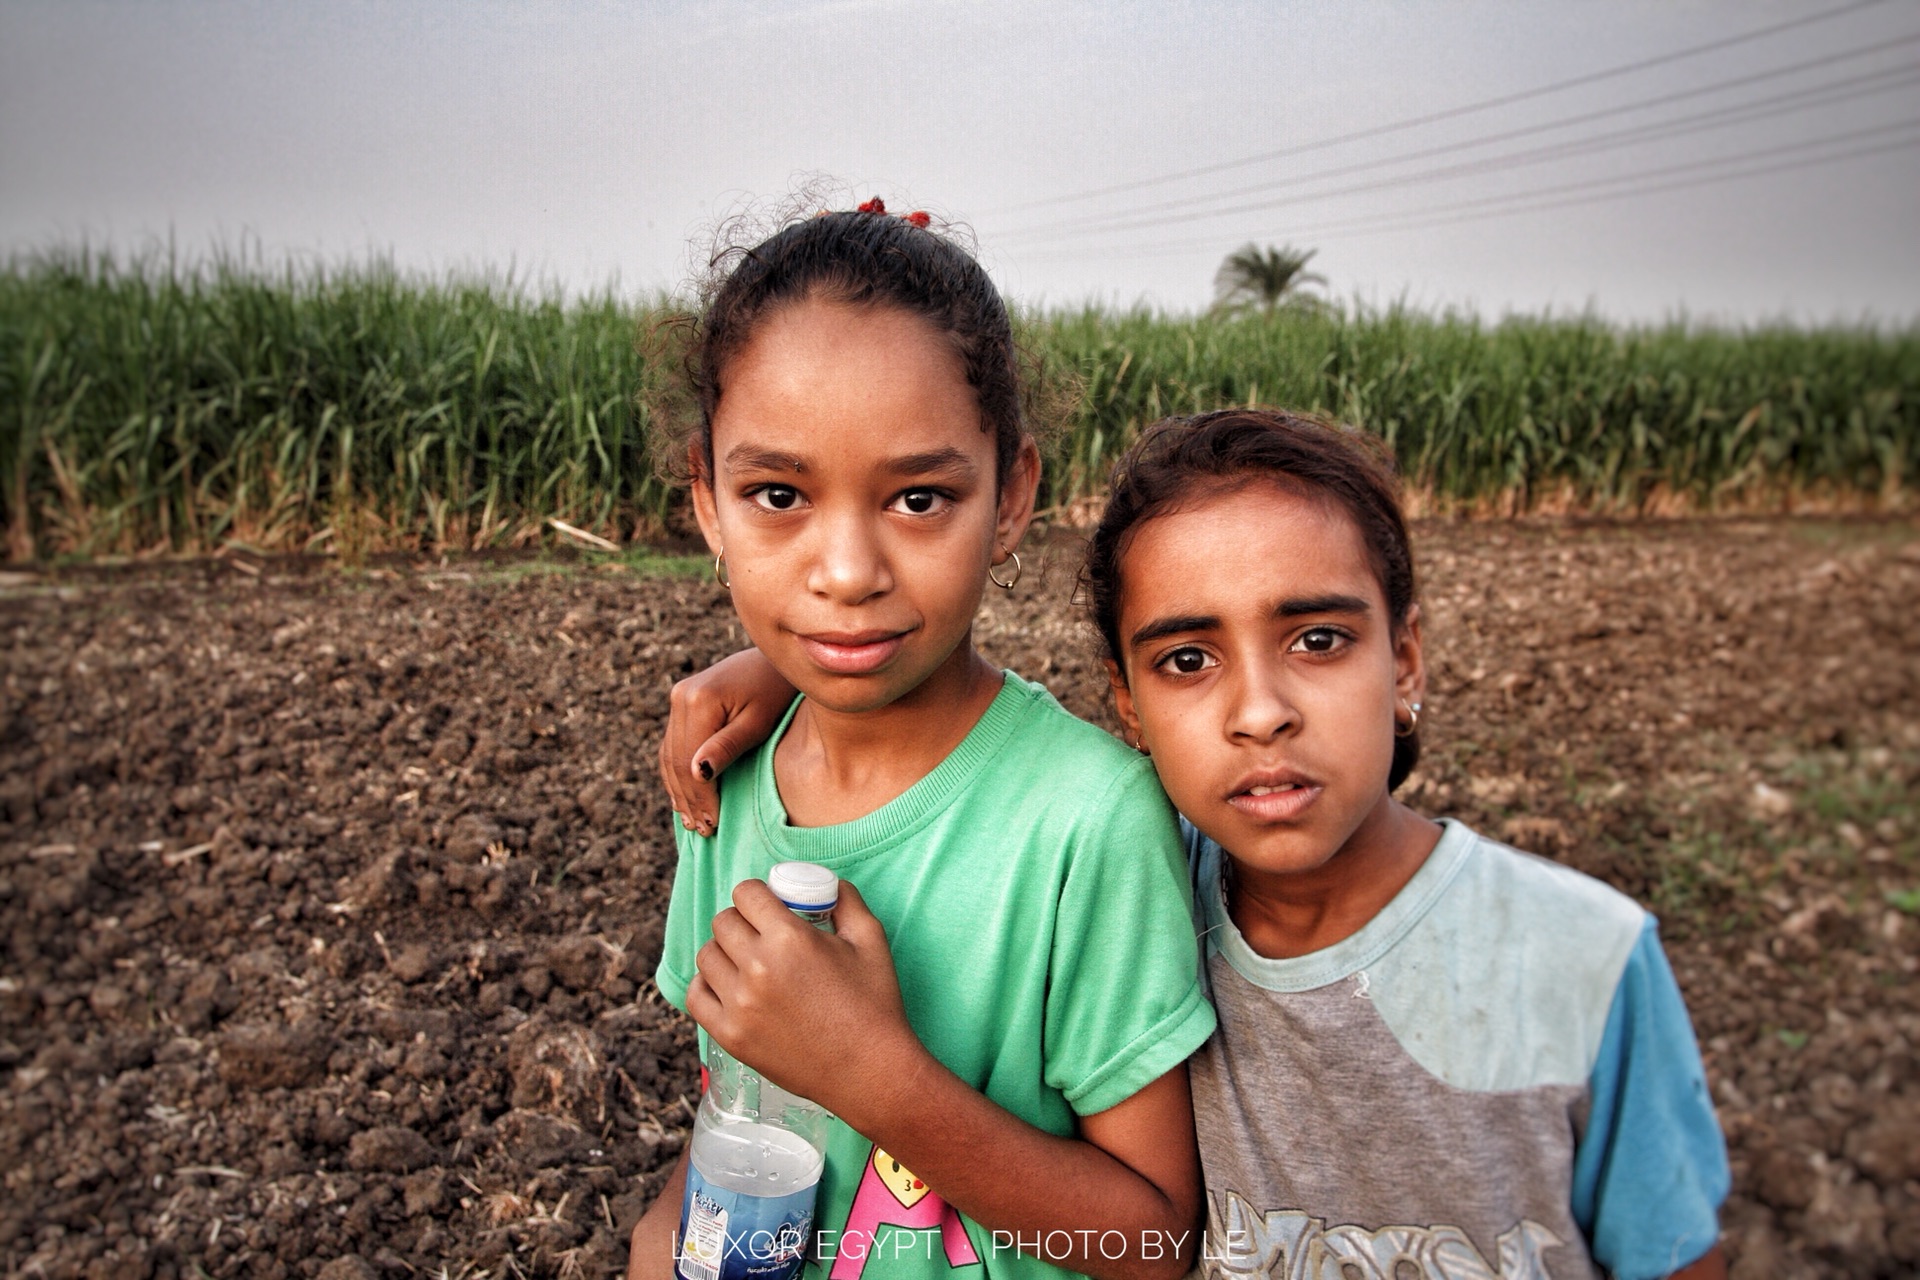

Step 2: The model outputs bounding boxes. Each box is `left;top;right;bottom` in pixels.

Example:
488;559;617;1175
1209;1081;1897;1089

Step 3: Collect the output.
1289;133;1920;252
1019;118;1920;264
982;0;1896;218
1278;127;1920;245
998;34;1920;241
1000;52;1920;245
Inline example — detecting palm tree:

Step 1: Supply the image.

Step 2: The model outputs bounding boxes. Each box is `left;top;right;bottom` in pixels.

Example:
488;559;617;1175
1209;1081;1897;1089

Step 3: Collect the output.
1212;243;1325;314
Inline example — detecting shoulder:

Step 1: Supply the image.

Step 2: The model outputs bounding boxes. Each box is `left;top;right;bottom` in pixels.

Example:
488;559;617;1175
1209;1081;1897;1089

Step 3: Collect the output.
1448;822;1647;947
993;671;1147;777
1368;821;1648;1091
991;671;1176;815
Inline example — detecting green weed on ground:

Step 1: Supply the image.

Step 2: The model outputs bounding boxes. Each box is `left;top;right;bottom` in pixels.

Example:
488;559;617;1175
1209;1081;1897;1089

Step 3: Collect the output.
1637;739;1919;936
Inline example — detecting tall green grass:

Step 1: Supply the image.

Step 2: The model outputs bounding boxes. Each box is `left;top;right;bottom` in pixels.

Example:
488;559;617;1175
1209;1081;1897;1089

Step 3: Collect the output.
2;248;1914;560
1043;305;1917;516
2;247;665;560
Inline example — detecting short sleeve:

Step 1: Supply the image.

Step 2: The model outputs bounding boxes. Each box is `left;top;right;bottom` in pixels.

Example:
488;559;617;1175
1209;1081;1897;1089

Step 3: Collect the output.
1042;762;1217;1115
653;820;702;1014
1571;918;1730;1280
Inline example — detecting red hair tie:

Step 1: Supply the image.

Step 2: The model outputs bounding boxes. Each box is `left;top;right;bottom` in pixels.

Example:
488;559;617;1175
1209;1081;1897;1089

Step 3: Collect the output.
853;197;930;229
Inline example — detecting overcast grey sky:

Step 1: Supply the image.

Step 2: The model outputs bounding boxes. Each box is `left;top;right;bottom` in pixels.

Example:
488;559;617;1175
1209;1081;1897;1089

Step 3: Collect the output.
3;0;1916;322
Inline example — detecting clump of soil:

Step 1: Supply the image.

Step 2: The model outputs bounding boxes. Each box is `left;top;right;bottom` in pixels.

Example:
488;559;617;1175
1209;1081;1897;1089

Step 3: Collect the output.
2;519;1917;1279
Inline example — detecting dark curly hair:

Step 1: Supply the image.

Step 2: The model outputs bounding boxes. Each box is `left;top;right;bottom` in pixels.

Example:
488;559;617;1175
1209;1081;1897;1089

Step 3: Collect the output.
649;207;1030;490
1083;407;1424;790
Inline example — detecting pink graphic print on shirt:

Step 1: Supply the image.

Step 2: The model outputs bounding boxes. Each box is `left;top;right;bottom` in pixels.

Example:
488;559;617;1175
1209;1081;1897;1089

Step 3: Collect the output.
828;1145;979;1279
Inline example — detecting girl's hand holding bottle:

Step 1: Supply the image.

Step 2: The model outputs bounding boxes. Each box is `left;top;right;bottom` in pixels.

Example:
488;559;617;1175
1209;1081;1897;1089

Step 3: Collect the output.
687;878;922;1126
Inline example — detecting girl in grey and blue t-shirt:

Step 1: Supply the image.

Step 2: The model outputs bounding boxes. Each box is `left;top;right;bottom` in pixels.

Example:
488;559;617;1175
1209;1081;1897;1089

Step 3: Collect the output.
1078;407;1729;1280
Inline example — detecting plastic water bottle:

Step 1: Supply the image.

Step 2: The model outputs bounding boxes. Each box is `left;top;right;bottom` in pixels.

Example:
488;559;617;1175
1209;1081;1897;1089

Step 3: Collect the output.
677;862;838;1280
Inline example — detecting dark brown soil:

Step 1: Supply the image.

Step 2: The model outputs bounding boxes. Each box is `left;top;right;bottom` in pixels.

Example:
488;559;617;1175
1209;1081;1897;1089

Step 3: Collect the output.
2;519;1917;1279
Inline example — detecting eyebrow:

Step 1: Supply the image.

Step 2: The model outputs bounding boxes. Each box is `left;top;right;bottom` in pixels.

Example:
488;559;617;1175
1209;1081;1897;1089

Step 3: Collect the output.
1275;593;1371;619
720;445;978;481
882;447;978;480
1129;614;1218;649
1127;594;1371;650
723;445;808;474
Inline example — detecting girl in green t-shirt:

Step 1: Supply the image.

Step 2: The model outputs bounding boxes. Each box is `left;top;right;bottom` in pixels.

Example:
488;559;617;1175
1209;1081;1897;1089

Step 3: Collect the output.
628;201;1214;1280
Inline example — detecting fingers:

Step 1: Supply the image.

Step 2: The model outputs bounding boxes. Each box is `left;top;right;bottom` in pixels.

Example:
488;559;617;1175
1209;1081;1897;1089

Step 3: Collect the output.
701;894;801;989
675;711;725;837
685;971;713;1013
687;719;756;822
695;892;812;1049
658;648;794;839
659;730;701;835
660;676;701;833
664;667;744;836
729;877;796;928
707;902;766;959
830;881;890;951
683;747;721;837
664;675;730;836
684;970;720;1028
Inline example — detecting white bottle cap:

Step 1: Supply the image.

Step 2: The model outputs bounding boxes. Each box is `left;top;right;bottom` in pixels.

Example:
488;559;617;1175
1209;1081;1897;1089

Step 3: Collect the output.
767;862;839;912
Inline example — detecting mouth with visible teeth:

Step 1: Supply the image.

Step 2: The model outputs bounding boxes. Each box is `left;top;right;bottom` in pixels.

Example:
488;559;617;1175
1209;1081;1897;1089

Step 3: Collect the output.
1229;774;1322;821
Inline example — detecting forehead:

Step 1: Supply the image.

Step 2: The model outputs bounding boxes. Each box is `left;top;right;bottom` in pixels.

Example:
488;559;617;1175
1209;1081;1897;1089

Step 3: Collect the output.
712;299;984;465
1115;481;1384;624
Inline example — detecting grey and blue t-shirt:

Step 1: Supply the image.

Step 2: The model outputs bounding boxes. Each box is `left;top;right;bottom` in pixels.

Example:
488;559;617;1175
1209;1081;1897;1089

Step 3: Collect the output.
1184;819;1729;1280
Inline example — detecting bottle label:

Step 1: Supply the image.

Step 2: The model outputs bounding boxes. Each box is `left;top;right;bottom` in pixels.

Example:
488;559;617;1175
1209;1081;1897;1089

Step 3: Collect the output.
678;1165;815;1280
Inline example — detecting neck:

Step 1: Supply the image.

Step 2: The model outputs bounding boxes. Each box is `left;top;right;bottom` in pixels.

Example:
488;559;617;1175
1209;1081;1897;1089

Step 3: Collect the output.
775;639;1005;827
1226;796;1443;960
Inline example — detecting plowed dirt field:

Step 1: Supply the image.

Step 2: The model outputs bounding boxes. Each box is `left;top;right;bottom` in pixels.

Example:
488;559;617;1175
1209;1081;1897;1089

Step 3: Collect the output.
3;518;1917;1279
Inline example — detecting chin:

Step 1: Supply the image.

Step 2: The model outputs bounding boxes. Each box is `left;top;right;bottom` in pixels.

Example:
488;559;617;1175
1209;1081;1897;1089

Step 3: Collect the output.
1218;819;1343;876
788;667;924;714
806;686;911;715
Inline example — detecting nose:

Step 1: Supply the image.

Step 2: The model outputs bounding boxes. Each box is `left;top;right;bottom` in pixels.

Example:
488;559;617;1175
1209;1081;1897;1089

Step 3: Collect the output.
805;508;894;604
1224;657;1299;743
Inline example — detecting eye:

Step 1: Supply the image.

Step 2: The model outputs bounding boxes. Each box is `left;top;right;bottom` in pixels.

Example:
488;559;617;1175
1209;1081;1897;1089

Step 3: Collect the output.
1290;627;1349;655
1155;646;1216;676
749;484;801;512
889;488;950;516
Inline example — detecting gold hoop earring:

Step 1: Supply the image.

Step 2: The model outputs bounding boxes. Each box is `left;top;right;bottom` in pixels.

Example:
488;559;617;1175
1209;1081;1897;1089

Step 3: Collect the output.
989;548;1022;590
714;552;730;589
1395;698;1421;739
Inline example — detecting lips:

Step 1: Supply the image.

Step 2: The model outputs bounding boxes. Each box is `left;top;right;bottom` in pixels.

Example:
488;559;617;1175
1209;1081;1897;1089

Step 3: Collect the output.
1226;769;1323;822
797;629;908;675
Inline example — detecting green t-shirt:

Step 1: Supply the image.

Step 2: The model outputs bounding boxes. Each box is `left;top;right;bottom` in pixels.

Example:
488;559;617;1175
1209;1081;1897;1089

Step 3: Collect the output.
656;671;1216;1280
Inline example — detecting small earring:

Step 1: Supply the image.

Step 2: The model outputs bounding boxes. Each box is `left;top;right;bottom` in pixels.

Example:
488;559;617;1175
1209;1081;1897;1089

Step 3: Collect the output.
989;548;1022;590
1396;698;1421;738
714;552;730;589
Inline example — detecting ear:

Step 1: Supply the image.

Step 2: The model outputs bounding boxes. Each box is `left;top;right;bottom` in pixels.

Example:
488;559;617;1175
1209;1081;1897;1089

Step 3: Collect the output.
993;437;1042;557
1392;603;1427;711
1104;656;1146;751
689;444;724;557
